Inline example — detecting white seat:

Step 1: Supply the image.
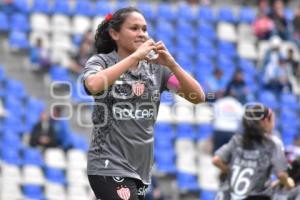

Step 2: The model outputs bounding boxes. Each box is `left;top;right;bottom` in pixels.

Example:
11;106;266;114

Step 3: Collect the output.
67;169;89;186
22;165;45;185
67;149;87;170
44;148;67;169
173;104;195;123
30;13;51;33
156;104;174;123
51;34;73;52
45;182;67;200
195;103;214;124
51;14;72;34
238;42;258;60
217;22;237;42
175;139;197;174
237;24;257;44
197;154;220;190
92;16;105;33
1;163;22;184
175;139;196;155
67;185;89;200
72;16;92;35
50;49;71;66
29;31;50;49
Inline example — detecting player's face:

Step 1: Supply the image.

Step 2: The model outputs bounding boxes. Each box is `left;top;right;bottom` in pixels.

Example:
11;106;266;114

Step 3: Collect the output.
112;12;148;55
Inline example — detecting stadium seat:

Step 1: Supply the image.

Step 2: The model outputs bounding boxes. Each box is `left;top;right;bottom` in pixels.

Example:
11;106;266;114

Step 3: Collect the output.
23;185;44;199
51;15;72;34
196;39;216;58
45;167;66;184
94;1;113;16
174;104;195;123
51;33;73;52
137;2;154;21
197;124;213;140
53;0;72;15
217;22;237;42
177;172;199;191
200;189;217;200
176;39;196;57
198;6;215;23
1;183;23;200
237;24;257;44
197;22;216;41
280;92;299;110
66;169;89;186
14;0;30;14
156;3;176;21
176;20;196;39
44;148;67;169
30;13;51;33
238;42;258;60
67;185;89;200
195;103;214;124
156;104;174;122
66;149;87;170
74;0;94;17
22;148;44;166
155;20;175;39
155;149;176;174
32;0;51;14
239;7;256;24
0;12;9;32
284;8;294;22
258;90;279;110
45;182;67;200
8;31;30;50
176;123;196;139
217;7;237;23
10;13;30;32
1;148;22;165
22;165;45;185
217;40;237;58
29;31;50;49
175;53;194;73
72;16;92;35
177;3;197;21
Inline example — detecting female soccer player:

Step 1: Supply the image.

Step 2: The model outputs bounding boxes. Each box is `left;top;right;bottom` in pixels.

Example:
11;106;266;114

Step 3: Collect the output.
212;104;294;200
83;7;205;200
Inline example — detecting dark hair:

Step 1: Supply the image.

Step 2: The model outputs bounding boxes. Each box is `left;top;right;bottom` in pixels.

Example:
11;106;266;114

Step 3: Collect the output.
288;157;300;184
242;104;270;149
95;7;143;54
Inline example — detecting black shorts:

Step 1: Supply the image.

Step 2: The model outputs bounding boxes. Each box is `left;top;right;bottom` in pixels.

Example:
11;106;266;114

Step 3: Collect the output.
88;175;148;200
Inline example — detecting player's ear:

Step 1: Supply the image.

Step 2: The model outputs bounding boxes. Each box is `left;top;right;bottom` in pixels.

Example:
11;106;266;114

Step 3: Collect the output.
109;28;119;41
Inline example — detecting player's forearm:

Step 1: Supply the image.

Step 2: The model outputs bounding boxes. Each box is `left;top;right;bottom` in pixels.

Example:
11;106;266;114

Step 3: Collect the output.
168;62;205;104
212;156;229;173
85;54;139;95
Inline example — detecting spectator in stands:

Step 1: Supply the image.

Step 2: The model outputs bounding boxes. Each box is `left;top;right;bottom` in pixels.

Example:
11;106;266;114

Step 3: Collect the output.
292;9;300;49
286;48;300;78
253;9;274;40
29;111;58;149
0;98;6;117
213;104;295;199
145;176;165;200
258;0;270;15
205;68;226;100
269;0;289;39
225;69;250;104
30;38;51;73
212;96;243;152
83;7;205;200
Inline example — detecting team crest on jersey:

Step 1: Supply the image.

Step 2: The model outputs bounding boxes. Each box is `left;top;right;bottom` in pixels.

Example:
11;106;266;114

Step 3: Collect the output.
132;82;145;96
117;186;130;200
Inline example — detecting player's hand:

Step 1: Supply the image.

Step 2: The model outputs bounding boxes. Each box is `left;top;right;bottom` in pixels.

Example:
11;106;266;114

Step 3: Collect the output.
285;177;295;190
153;41;176;68
132;39;156;61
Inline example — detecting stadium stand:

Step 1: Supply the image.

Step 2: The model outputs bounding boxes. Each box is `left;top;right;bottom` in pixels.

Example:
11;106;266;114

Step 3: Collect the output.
0;0;300;199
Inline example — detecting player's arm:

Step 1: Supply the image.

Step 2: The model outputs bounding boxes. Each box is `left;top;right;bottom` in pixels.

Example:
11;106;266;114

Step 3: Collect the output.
85;40;156;95
212;156;230;173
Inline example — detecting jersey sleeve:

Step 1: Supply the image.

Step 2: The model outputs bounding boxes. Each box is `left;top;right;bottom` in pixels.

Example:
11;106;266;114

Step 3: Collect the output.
160;66;174;92
214;135;236;164
271;142;288;174
82;54;107;95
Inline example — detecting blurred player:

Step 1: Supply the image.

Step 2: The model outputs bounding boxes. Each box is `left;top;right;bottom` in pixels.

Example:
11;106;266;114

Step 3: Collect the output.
212;104;294;200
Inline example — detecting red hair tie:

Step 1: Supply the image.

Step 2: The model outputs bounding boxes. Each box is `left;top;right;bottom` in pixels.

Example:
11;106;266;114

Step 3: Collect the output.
105;13;112;22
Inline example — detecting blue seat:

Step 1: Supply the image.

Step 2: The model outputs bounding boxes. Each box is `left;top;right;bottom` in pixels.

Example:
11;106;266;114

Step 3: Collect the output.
175;53;194;73
23;185;44;200
156;3;176;21
74;0;94;17
218;40;237;58
49;65;71;82
218;7;237;23
32;0;51;14
2;115;24;135
114;2;130;11
22;148;44;166
176;123;196;139
14;0;30;14
239;7;256;24
155;122;173;134
284;8;294;22
196;39;216;58
1;148;22;165
70;134;89;151
95;1;113;16
177;172;199;191
45;167;66;184
11;14;30;32
195;54;214;77
155;149;176;174
176;39;195;57
8;31;29;50
155;20;175;39
258;90;279;110
160;92;174;104
137;2;154;21
197;124;213;140
0;12;9;32
217;55;235;80
5;79;27;99
176;20;196;39
53;0;72;15
239;58;257;78
280;93;299;110
198;6;215;23
200;189;216;200
197;22;216;41
177;4;197;21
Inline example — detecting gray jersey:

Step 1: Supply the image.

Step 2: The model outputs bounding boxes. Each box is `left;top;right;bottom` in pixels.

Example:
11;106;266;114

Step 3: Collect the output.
83;51;173;184
215;134;288;199
273;185;300;200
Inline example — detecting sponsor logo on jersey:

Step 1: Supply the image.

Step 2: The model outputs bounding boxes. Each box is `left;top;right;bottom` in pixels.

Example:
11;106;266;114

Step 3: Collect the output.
137;186;147;196
113;176;124;183
113;103;157;120
132;82;145;96
117;187;130;200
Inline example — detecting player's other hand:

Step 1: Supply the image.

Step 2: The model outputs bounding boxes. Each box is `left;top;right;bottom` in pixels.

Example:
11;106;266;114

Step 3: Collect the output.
132;39;156;61
154;41;176;68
